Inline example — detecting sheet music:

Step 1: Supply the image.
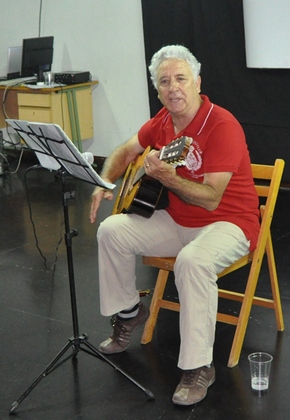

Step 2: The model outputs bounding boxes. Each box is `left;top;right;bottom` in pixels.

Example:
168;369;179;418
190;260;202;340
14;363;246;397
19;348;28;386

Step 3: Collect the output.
6;119;115;190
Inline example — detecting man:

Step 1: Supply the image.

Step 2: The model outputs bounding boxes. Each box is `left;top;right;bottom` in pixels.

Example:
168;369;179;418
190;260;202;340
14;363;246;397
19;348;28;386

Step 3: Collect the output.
90;45;259;405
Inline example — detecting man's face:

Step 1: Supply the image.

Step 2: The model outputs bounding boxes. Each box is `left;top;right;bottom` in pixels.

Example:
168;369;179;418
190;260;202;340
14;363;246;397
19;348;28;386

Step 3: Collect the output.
156;58;201;118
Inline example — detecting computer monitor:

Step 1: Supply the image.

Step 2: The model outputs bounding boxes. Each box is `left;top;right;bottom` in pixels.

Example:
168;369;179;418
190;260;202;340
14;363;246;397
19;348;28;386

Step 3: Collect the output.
21;36;54;82
7;46;22;79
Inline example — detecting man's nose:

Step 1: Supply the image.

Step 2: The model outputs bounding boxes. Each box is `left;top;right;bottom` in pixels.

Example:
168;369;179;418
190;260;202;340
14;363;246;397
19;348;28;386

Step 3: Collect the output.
169;80;178;91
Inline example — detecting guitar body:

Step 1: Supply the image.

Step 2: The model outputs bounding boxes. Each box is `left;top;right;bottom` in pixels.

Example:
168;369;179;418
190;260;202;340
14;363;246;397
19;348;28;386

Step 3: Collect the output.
125;176;164;218
112;147;163;218
112;137;191;218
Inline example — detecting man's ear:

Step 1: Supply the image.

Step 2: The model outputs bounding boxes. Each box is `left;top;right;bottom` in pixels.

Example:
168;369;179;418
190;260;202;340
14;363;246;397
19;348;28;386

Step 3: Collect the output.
196;76;202;93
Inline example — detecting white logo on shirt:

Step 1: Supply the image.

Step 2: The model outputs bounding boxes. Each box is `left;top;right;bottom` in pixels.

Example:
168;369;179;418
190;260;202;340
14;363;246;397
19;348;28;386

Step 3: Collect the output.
185;140;203;177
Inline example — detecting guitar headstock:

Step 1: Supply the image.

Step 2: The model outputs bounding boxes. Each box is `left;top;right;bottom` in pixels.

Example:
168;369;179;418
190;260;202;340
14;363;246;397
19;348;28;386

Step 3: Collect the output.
159;136;192;166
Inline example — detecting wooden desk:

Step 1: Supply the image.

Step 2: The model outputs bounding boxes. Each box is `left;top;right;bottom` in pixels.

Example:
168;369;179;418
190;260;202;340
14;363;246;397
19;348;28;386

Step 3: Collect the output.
0;81;98;151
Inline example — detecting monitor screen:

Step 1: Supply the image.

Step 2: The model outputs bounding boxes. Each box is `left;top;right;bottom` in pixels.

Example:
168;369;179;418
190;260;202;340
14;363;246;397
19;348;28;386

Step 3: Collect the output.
7;46;22;79
21;36;54;81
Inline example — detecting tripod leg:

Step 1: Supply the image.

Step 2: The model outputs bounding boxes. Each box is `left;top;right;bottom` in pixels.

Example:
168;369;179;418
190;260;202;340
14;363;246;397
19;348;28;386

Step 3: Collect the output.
81;339;154;400
10;172;154;414
10;339;77;413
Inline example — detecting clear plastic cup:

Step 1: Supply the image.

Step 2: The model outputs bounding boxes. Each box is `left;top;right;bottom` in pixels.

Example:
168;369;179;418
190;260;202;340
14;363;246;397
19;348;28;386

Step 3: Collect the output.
248;352;273;391
44;72;54;86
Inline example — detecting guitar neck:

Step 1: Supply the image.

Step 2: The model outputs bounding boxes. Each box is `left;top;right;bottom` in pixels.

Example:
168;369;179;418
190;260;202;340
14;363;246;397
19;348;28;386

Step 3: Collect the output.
133;138;188;184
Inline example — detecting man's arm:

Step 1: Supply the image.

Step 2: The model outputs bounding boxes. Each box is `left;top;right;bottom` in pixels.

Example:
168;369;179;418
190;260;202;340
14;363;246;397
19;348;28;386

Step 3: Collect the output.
90;134;144;223
164;171;232;210
100;134;144;184
144;149;232;211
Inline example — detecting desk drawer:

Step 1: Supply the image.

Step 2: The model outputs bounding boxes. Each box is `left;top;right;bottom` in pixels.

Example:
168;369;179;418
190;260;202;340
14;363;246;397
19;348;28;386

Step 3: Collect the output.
18;93;51;108
18;108;51;122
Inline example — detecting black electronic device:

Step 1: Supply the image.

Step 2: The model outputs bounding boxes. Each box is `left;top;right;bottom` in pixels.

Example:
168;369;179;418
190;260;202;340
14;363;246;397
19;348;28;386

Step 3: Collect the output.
21;36;54;82
54;71;91;85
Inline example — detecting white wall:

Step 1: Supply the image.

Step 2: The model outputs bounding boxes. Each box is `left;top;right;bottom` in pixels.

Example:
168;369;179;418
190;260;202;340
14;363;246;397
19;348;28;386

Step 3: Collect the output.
243;0;290;68
0;0;150;156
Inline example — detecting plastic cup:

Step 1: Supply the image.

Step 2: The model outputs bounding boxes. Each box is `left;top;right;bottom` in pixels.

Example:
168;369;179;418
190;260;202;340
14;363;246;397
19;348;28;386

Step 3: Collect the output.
44;71;54;86
248;352;273;391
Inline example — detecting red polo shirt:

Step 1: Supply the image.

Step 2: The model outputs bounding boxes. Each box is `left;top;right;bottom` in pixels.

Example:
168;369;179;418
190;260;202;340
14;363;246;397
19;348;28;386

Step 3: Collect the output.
138;95;260;251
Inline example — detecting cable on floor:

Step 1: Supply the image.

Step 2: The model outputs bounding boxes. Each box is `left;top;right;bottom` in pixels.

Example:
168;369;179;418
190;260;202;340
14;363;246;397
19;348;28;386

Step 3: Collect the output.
24;165;64;276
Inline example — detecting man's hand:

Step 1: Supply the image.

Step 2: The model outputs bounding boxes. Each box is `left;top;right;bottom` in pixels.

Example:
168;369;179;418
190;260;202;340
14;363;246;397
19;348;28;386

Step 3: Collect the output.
90;187;114;224
144;149;176;182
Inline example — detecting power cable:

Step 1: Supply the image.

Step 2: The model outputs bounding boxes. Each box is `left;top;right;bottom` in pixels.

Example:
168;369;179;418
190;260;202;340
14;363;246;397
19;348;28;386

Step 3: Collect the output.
24;165;64;276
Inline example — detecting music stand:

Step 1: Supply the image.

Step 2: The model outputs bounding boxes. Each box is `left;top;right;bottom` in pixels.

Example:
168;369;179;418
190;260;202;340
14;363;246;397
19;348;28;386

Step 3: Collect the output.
6;119;154;412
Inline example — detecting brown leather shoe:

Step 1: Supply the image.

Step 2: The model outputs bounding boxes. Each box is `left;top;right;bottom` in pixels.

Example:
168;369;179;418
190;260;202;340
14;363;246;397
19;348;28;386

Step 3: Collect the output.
172;365;216;405
99;302;149;354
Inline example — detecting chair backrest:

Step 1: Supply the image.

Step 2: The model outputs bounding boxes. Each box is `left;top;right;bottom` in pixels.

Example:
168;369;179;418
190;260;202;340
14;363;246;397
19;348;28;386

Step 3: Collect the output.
252;160;284;198
218;159;285;279
251;159;285;262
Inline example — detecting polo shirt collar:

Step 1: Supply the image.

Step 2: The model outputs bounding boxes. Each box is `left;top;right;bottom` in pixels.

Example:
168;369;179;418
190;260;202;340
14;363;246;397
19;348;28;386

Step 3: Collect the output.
163;95;214;138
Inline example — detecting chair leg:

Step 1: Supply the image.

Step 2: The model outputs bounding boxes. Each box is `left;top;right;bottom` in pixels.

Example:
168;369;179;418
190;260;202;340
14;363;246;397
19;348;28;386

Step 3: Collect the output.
227;256;264;367
266;235;284;331
141;269;170;344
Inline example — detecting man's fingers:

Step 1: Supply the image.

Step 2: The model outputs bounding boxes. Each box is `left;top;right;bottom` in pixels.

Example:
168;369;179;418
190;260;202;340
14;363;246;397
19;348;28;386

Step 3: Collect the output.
89;189;114;223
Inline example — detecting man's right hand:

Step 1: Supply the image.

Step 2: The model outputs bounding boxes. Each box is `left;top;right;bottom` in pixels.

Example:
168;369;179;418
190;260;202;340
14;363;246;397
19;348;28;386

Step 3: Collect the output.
89;187;114;224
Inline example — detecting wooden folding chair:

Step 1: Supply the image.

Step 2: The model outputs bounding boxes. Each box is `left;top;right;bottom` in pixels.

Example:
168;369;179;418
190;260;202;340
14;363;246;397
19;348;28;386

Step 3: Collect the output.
141;159;285;367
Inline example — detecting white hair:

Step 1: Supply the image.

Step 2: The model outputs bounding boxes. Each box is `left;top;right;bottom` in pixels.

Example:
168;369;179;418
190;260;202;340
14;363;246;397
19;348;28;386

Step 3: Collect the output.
148;45;201;89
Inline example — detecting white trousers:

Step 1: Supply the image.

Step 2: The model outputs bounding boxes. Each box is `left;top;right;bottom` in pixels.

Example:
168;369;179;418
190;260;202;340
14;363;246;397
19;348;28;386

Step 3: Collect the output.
97;210;250;370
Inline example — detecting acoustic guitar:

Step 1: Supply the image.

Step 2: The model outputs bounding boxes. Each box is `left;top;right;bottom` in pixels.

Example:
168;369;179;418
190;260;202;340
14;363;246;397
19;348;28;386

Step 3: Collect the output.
112;136;192;218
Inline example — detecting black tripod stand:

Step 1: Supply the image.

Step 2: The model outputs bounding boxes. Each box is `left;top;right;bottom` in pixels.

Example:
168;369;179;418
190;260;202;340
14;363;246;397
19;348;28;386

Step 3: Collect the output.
6;120;154;413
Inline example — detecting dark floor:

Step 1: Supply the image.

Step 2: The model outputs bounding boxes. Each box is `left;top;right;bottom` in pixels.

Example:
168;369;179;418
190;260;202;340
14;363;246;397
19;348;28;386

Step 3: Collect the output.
1;155;290;420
